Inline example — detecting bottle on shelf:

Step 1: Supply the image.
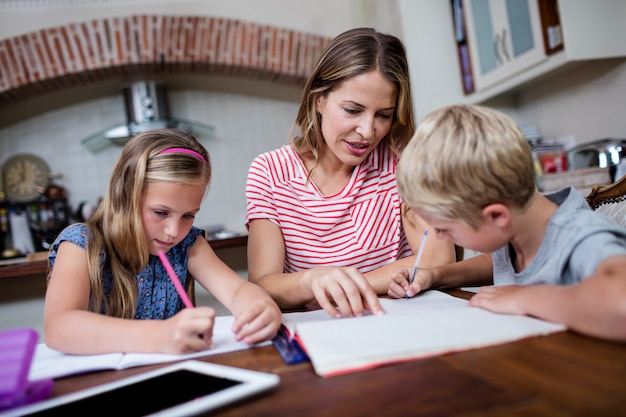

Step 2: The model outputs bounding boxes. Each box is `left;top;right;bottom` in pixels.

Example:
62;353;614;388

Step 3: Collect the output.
1;206;20;258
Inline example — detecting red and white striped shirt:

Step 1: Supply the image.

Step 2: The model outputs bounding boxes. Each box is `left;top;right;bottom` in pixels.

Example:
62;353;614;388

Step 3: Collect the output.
245;144;411;273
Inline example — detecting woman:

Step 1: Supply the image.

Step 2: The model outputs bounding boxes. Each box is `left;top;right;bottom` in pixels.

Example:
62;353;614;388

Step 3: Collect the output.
245;28;456;318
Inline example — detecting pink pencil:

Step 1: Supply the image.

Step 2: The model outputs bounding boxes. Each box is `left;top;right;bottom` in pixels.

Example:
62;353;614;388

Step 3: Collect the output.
157;250;194;308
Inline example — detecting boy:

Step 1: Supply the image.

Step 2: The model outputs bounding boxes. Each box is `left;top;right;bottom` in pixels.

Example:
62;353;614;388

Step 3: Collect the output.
390;104;626;342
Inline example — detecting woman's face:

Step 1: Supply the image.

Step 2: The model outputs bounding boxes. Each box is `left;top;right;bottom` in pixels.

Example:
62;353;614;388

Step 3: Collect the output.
315;70;397;168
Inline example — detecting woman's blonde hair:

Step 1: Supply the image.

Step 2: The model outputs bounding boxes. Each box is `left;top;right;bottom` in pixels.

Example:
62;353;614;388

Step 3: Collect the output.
85;129;211;318
291;27;415;176
397;104;536;228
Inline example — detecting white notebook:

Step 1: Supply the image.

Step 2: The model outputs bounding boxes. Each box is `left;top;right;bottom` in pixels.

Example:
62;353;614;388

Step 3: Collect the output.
284;291;566;377
29;315;271;381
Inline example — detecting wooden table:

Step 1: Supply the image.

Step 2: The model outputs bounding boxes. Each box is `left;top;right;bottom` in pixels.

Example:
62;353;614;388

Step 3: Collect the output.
42;289;626;416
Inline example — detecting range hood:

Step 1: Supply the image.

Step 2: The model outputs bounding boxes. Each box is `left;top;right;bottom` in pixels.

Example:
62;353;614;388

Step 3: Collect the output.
81;81;215;153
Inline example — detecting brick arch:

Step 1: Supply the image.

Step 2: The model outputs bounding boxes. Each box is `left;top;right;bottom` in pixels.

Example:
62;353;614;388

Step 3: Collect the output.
0;15;331;107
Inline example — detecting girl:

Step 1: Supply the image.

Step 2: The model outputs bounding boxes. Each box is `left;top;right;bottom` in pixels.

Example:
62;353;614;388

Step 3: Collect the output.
44;129;281;355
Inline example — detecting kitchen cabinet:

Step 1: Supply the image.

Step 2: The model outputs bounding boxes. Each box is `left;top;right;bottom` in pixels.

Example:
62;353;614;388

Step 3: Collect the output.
462;0;547;92
398;0;626;119
449;0;626;103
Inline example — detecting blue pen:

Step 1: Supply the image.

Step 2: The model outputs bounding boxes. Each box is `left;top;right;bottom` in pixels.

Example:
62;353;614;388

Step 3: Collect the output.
406;230;428;300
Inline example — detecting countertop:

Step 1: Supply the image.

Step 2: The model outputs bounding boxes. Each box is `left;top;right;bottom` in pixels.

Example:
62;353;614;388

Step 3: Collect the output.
0;234;247;280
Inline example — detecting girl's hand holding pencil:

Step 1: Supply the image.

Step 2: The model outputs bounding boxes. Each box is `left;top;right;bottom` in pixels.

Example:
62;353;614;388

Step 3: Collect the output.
158;250;216;354
161;307;216;354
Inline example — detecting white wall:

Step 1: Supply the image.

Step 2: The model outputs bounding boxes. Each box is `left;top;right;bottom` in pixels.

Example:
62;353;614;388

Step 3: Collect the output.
0;90;298;233
516;59;626;145
398;0;466;122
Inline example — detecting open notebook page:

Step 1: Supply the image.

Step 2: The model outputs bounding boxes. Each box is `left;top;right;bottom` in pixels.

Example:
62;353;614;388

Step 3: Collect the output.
281;290;469;334
29;315;270;381
286;291;565;377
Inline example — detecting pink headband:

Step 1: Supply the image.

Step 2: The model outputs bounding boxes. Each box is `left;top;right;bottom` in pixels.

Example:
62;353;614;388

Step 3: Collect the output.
160;147;206;162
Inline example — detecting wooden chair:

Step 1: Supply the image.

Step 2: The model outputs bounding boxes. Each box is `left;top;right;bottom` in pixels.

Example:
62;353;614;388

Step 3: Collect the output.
586;174;626;228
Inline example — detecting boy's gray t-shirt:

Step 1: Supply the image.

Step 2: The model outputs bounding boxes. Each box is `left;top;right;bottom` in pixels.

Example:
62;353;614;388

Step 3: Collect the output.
492;186;626;286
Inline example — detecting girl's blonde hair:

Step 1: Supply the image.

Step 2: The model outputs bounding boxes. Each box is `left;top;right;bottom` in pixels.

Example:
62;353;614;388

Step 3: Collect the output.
397;104;536;228
85;129;211;318
291;27;415;176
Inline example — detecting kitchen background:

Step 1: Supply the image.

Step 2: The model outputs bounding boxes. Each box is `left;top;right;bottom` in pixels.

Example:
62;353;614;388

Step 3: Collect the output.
1;0;625;238
0;0;625;333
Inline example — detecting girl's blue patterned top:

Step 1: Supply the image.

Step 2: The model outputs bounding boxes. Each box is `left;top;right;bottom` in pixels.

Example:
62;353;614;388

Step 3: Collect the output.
50;223;204;319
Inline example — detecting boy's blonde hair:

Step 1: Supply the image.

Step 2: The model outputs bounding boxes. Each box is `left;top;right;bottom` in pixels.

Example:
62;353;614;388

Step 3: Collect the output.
397;104;536;228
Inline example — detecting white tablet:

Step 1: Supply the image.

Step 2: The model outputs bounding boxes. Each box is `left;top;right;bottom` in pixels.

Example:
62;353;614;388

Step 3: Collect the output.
3;360;280;417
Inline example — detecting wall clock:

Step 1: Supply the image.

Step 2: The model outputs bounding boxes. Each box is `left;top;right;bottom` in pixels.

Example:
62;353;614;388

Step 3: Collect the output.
2;154;51;203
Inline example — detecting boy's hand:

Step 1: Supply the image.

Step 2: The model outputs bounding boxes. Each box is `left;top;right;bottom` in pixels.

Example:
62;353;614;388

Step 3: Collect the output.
388;266;434;299
468;285;528;315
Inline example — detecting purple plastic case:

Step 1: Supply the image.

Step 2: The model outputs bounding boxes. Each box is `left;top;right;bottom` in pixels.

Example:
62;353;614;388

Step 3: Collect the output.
0;328;53;411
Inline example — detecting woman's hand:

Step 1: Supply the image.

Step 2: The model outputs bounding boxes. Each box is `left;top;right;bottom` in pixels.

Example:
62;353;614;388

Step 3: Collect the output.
387;266;434;299
162;306;216;354
303;266;384;318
